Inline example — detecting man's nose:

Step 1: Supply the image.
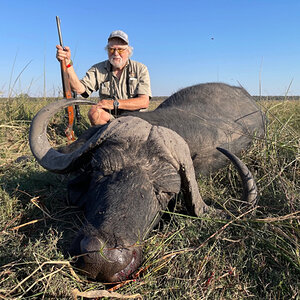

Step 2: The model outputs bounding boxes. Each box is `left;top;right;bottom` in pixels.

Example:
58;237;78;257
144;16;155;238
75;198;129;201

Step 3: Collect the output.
112;50;120;56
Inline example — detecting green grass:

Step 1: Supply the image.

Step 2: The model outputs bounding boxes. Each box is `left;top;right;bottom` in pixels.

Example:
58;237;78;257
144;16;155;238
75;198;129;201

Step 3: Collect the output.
0;95;299;299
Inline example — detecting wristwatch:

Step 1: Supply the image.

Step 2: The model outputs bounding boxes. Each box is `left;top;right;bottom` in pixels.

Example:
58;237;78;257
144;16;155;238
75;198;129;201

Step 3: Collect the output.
113;99;119;109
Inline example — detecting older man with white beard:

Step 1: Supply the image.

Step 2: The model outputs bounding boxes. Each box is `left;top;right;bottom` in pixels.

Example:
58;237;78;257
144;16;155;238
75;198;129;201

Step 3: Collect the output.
56;30;152;125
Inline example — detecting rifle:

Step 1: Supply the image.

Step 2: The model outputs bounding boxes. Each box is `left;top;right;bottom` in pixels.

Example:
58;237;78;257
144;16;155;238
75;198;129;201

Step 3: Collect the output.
56;16;80;141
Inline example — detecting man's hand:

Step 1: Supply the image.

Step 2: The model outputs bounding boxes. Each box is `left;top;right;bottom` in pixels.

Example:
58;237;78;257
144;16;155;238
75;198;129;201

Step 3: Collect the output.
96;99;115;110
56;45;71;64
55;44;86;94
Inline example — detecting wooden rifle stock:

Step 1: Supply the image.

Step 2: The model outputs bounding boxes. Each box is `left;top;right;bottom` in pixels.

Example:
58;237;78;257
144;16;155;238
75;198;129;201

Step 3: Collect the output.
56;16;75;141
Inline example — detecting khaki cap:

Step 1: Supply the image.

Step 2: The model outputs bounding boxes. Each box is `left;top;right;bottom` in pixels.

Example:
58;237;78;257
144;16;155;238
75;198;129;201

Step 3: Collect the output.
108;30;129;44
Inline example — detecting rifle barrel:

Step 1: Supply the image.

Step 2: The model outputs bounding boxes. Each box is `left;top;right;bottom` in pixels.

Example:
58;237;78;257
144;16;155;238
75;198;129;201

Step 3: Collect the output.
56;16;64;47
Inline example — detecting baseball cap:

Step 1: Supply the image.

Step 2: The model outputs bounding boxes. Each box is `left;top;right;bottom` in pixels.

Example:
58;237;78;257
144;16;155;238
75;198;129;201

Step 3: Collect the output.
108;30;129;44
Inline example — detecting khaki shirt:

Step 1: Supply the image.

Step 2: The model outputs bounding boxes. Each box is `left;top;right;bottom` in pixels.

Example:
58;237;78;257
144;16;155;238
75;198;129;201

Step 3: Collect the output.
80;59;152;100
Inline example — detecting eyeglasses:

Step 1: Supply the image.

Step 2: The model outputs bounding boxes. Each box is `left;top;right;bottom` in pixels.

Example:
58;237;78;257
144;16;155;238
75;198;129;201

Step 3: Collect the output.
107;47;128;55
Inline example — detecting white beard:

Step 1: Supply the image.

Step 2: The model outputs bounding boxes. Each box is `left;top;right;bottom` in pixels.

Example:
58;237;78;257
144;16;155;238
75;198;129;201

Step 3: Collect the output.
109;56;126;69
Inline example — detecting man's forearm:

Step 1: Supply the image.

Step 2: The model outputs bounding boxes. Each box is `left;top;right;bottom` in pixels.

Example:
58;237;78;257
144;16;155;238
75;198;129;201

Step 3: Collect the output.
65;64;86;94
118;95;149;110
98;95;149;111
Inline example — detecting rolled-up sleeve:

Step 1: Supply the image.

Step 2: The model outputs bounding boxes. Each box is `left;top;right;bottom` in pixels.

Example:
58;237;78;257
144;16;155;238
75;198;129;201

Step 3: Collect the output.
80;65;99;97
137;64;152;97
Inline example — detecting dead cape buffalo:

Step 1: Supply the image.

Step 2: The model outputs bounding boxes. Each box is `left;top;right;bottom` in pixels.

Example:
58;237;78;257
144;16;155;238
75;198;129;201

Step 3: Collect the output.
29;82;265;282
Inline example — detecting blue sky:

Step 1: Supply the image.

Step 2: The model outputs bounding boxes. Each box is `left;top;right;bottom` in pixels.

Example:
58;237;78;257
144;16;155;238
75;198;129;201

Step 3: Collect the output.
1;0;300;97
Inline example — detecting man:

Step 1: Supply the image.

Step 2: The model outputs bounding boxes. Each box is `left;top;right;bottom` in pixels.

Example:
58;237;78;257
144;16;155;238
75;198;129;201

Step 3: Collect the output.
56;30;151;125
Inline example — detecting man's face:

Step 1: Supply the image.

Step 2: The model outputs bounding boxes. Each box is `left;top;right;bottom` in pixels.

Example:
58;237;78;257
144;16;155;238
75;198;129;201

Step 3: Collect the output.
107;38;129;69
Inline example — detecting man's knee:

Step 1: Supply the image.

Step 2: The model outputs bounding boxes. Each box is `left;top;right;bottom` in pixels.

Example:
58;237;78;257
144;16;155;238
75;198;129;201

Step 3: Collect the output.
88;106;111;125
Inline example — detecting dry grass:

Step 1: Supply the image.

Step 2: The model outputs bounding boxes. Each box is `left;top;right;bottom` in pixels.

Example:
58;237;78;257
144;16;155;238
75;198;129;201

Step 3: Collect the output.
0;96;299;299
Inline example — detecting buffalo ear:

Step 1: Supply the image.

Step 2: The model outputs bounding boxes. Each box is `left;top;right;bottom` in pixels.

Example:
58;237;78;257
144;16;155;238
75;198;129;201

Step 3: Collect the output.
149;126;209;217
178;162;208;217
164;132;209;216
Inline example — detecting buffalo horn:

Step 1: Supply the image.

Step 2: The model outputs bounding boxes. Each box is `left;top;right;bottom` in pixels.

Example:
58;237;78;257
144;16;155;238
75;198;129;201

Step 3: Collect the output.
216;147;258;206
29;98;96;173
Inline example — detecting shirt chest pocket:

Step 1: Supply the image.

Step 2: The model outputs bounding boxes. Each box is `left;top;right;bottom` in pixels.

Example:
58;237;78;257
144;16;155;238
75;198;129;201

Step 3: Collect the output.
128;77;138;96
99;81;111;98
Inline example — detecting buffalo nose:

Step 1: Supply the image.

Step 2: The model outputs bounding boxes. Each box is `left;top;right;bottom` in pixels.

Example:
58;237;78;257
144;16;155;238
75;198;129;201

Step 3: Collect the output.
79;236;142;282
